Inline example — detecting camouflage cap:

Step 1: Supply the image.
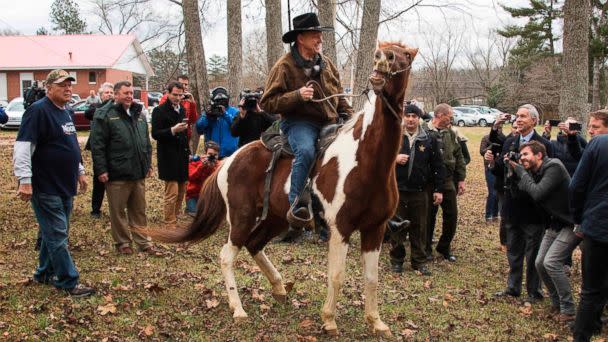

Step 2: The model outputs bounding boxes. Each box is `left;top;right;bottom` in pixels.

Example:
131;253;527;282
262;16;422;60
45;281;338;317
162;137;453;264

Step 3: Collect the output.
46;69;76;84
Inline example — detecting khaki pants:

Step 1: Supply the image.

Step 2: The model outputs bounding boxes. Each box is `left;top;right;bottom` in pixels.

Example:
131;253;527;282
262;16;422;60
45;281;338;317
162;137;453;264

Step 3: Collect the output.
105;179;151;250
164;181;187;226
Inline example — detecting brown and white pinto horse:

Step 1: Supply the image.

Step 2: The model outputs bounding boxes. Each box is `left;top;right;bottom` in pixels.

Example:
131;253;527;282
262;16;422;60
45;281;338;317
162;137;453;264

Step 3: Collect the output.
141;42;417;336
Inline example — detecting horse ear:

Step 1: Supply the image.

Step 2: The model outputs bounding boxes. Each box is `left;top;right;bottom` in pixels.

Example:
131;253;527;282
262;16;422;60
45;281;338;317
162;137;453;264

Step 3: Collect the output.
405;47;418;61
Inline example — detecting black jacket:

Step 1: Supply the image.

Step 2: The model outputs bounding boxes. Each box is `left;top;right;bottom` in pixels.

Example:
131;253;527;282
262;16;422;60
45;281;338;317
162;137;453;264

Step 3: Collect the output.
570;134;608;242
492;130;554;225
230;110;276;147
549;133;586;176
90;101;152;181
513;158;573;230
84;99;112;151
396;128;445;193
151;101;190;182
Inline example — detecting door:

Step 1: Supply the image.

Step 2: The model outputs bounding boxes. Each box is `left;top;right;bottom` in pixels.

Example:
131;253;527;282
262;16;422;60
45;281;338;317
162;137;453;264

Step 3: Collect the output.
19;72;34;98
0;73;6;102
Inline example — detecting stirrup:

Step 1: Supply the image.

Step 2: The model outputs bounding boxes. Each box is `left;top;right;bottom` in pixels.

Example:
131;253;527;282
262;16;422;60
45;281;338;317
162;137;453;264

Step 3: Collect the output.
287;200;313;229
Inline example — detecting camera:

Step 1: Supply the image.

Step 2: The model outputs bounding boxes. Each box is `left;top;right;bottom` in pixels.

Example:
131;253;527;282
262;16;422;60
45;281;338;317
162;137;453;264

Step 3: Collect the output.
507;151;521;162
549;119;561;127
239;89;262;111
206;154;217;163
208;87;230;118
23;81;46;109
490;143;502;156
569;122;582;131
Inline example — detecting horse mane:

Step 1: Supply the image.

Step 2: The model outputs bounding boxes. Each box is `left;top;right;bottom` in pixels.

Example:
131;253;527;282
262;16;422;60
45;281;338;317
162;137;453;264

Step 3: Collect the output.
378;41;408;50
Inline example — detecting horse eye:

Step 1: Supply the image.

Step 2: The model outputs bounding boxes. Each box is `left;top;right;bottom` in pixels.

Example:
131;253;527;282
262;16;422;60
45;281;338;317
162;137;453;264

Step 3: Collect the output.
387;52;395;61
374;51;381;59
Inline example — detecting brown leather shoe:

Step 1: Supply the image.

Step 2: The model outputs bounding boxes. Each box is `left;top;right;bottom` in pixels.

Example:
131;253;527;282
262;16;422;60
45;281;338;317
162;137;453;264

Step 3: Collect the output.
117;245;134;255
558;313;575;323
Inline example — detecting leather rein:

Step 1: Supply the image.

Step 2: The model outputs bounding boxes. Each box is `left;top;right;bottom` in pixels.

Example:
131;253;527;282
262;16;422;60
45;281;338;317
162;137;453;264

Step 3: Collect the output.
306;62;411;122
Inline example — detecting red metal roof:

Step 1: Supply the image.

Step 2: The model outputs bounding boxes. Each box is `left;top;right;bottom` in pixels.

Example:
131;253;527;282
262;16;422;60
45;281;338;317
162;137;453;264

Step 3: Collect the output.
0;34;136;70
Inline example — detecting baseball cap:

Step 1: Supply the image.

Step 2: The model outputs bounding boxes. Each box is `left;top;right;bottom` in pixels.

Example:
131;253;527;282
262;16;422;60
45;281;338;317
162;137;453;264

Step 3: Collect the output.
46;69;76;84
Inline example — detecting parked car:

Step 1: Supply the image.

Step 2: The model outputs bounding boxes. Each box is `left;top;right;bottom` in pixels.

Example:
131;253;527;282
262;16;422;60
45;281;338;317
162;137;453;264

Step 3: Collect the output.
148;92;163;107
452;108;478;127
70;94;82;104
69;100;92;130
0;100;8;108
454;106;497;126
2;97;25;129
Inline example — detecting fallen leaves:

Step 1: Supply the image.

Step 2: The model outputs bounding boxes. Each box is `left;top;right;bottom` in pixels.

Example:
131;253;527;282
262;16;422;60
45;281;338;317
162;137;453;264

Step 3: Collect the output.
205;299;219;309
97;303;117;316
519;302;533;317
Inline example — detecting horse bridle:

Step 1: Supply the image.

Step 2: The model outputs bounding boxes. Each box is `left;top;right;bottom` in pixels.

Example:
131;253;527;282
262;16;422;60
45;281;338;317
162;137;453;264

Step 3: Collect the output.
306;52;412;122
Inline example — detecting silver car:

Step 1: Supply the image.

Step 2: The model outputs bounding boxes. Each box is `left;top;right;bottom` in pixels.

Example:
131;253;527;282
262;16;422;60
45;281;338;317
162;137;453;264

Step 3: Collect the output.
452;108;477;127
2;97;25;129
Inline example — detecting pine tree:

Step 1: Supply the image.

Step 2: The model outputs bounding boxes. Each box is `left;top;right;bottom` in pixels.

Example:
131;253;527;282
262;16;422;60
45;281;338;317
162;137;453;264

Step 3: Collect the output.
498;0;562;69
50;0;87;34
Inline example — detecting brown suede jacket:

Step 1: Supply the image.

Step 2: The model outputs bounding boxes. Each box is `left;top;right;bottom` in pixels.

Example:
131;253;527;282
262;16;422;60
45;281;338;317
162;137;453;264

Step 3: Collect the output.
260;52;353;126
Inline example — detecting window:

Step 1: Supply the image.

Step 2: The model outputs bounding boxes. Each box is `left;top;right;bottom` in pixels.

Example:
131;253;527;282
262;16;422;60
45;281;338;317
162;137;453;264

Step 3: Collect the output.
69;71;77;84
88;71;97;84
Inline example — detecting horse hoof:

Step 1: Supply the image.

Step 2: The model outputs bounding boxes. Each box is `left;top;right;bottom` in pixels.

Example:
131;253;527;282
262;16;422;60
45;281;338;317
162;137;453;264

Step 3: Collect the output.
272;293;287;304
233;311;248;323
370;326;393;338
323;327;339;337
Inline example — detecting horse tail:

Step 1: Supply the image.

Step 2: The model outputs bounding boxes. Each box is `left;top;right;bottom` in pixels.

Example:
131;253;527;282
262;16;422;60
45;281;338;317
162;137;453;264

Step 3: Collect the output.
137;171;226;244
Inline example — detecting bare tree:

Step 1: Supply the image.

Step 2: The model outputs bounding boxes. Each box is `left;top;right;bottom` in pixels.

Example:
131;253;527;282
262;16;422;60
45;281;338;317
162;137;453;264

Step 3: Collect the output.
227;0;243;104
414;25;464;107
352;0;381;111
89;0;181;49
182;0;211;153
317;0;338;66
243;29;269;89
559;0;590;122
265;0;284;70
590;0;608;110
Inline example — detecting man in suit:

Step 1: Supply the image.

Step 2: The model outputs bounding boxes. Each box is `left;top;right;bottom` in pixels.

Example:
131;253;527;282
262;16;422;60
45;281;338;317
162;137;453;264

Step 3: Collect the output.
152;81;190;229
487;104;553;303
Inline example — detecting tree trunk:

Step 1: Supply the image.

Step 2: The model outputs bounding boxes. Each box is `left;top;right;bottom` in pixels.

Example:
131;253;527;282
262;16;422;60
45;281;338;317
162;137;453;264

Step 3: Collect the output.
182;0;210;153
265;0;283;71
352;0;381;111
592;56;601;111
227;0;243;105
558;0;590;124
318;0;337;66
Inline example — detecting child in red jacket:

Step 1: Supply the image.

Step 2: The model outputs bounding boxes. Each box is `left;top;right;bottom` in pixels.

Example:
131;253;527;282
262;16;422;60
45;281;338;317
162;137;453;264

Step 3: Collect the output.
185;142;220;216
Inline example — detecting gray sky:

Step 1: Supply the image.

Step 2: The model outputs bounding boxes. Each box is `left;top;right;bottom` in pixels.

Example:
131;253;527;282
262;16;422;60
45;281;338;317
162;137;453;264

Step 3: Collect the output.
0;0;537;61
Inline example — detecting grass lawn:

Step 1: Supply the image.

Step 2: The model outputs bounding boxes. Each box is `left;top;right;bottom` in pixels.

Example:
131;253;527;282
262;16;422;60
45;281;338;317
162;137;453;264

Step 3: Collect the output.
0;127;602;341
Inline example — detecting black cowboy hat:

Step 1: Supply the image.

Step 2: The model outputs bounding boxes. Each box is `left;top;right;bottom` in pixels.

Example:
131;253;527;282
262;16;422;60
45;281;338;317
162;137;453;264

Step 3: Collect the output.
282;12;333;44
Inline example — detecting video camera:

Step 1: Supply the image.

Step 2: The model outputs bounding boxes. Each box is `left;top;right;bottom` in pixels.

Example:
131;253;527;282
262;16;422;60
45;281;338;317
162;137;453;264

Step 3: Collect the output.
239;89;263;111
23;81;46;109
208;86;230;118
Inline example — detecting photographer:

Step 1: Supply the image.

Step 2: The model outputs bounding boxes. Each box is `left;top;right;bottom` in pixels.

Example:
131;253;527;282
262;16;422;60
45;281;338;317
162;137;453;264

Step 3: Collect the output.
185;141;221;216
542;117;587;176
230;88;277;147
23;81;47;109
196;87;239;158
509;141;579;323
490;104;553;302
159;75;199;153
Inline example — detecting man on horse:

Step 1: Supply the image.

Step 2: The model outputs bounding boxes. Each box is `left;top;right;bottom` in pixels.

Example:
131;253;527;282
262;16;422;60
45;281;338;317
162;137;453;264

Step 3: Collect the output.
260;12;353;240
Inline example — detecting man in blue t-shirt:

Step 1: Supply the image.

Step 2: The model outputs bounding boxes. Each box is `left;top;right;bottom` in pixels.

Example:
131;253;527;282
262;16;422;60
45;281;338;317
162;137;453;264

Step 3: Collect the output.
13;69;95;298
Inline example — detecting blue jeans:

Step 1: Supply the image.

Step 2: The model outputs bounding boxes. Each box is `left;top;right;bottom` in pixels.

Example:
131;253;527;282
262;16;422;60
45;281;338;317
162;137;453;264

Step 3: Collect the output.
535;228;581;315
186;198;198;214
31;192;79;289
484;167;499;219
280;119;320;206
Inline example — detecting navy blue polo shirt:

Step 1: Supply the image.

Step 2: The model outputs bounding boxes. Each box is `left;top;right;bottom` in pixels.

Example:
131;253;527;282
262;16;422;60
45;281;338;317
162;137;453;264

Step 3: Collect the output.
17;97;81;197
